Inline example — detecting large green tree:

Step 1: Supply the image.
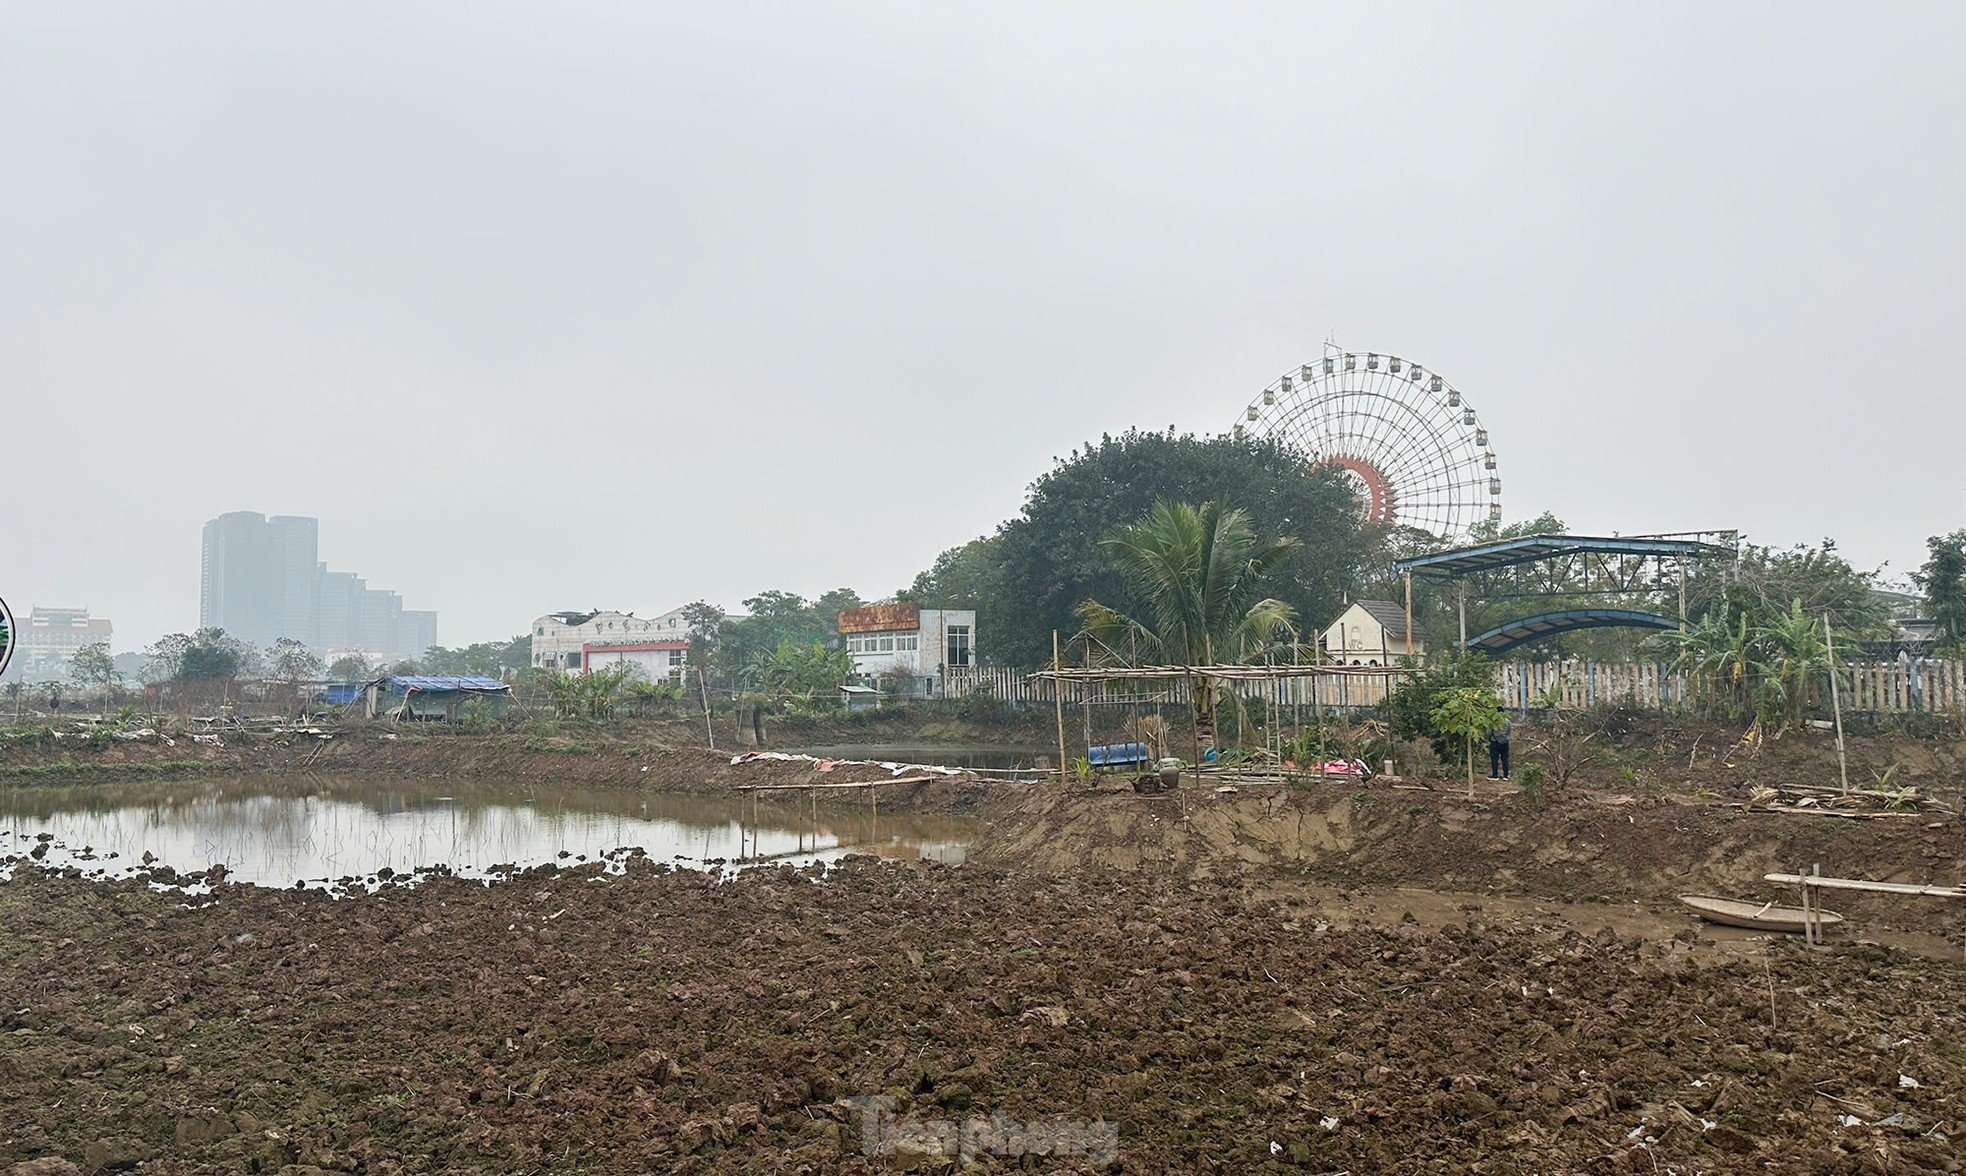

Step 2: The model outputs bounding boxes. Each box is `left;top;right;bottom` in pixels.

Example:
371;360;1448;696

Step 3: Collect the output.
418;635;532;677
1077;500;1299;739
267;638;325;684
328;653;377;681
686;591;863;694
911;429;1373;666
1686;541;1889;638
146;628;259;683
1915;530;1966;648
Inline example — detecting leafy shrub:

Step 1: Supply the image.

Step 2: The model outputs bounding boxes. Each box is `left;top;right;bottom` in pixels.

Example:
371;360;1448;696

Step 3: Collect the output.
1516;762;1548;806
1382;653;1493;767
952;682;1012;724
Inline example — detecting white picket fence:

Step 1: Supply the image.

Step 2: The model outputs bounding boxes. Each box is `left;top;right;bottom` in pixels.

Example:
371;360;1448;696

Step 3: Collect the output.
943;659;1964;715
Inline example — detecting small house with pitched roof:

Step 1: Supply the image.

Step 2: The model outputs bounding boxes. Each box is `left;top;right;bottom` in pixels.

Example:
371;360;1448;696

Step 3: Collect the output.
1320;600;1423;666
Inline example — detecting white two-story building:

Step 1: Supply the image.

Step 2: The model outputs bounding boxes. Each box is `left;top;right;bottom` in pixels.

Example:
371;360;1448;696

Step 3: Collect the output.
530;606;703;672
839;603;975;697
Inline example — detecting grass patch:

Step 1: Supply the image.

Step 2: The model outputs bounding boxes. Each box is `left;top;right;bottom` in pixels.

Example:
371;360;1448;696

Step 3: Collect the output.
520;738;600;755
0;759;213;782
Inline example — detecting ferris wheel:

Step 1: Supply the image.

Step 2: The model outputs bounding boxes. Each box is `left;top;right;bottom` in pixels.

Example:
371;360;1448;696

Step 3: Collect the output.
1238;344;1501;540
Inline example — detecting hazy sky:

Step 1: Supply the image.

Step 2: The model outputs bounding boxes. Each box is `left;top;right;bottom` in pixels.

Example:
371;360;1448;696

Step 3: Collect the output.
6;2;1963;649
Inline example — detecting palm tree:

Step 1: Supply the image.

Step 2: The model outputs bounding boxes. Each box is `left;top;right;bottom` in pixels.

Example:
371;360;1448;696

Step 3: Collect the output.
1077;500;1300;748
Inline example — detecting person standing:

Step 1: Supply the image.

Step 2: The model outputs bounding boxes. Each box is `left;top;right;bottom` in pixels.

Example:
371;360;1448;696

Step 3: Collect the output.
1487;713;1512;781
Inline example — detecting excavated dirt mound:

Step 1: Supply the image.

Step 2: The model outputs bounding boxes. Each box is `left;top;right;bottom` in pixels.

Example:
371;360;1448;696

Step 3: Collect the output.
1;861;1961;1174
978;783;1966;944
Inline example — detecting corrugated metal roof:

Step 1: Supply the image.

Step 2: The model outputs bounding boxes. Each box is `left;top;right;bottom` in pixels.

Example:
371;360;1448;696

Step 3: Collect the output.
376;675;510;692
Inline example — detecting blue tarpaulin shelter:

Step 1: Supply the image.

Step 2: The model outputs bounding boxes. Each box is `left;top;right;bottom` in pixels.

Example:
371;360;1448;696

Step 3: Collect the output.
359;674;511;720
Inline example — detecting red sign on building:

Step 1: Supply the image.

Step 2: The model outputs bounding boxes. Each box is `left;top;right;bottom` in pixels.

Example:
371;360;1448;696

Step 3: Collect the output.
837;603;921;635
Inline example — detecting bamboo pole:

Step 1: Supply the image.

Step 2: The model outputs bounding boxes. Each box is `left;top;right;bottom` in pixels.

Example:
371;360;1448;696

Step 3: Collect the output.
1081;636;1093;755
1404;570;1415;658
1052;630;1068;787
697;668;716;751
1824;614;1849;795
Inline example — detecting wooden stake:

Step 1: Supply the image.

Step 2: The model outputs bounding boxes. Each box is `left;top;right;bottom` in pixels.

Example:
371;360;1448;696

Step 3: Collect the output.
1811;862;1823;946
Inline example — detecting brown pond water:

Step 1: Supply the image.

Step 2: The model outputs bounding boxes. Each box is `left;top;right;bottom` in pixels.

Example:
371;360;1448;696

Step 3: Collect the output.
0;774;975;888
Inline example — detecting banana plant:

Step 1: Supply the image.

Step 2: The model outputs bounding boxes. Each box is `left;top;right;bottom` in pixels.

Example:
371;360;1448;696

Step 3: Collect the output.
1755;599;1837;729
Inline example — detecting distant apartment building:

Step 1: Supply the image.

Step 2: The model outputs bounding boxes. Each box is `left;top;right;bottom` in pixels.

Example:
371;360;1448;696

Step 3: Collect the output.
839;603;974;697
200;512;317;647
530;606;702;672
198;511;435;659
6;607;112;681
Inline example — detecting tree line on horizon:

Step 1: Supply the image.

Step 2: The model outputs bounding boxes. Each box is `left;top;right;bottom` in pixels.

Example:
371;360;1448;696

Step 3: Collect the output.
18;427;1966;714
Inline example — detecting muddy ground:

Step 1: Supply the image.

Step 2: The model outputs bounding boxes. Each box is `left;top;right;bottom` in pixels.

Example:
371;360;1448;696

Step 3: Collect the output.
7;707;1965;804
2;715;1963;1173
3;861;1963;1175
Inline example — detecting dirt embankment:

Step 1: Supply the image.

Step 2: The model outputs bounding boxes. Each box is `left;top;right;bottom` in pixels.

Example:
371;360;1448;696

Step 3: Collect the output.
3;860;1962;1175
978;783;1965;942
0;727;1029;816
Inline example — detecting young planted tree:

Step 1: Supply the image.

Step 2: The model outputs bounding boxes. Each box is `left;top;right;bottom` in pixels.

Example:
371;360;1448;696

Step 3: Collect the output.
1431;686;1505;799
1077;500;1299;750
70;641;119;707
1383;651;1494;767
267;638;325;685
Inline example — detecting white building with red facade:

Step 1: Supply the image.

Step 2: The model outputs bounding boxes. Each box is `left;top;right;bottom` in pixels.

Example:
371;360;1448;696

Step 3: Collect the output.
838;603;975;698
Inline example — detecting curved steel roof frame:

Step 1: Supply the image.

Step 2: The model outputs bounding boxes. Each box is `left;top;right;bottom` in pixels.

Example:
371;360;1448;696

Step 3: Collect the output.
1465;608;1679;654
1394;533;1730;580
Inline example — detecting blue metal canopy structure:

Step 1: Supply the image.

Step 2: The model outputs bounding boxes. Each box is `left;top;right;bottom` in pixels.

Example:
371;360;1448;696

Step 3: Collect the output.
1387;531;1735;650
1465;609;1679;654
1394;533;1729;579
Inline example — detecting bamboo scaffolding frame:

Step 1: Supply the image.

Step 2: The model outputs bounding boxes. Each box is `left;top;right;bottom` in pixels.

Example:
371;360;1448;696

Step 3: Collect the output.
1028;663;1419;682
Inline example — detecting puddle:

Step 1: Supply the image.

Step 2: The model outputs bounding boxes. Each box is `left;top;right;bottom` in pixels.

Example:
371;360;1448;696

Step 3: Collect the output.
0;775;974;890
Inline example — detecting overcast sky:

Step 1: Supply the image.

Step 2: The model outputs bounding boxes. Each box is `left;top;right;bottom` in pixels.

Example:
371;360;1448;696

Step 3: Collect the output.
6;2;1963;649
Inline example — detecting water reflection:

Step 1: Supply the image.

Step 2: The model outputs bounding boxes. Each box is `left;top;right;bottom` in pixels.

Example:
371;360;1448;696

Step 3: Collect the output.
0;775;973;887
